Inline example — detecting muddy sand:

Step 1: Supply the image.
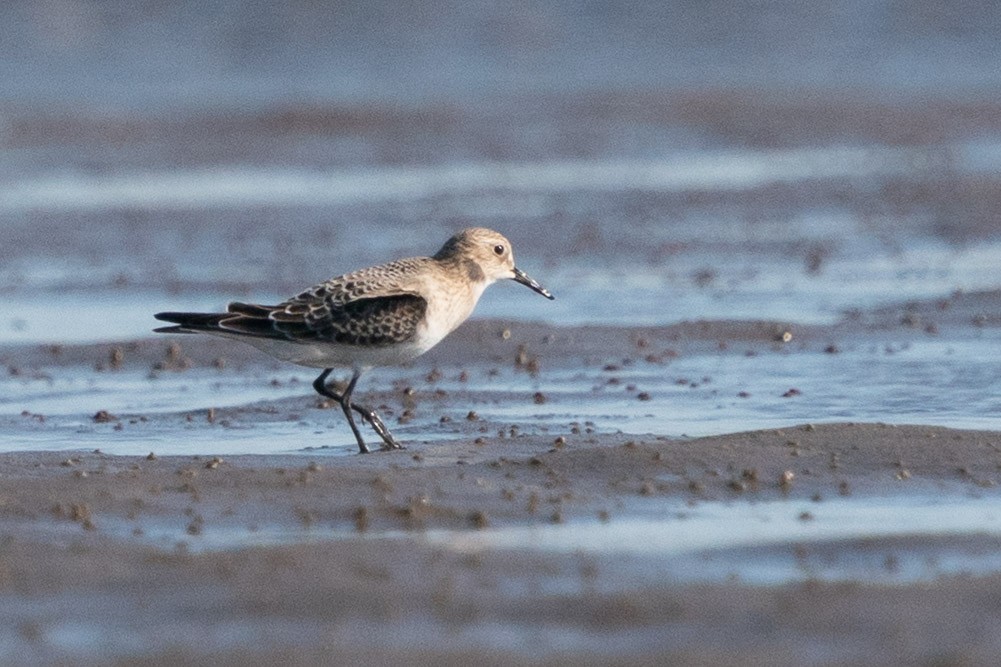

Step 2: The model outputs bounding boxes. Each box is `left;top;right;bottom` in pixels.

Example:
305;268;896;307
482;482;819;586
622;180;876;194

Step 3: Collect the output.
3;300;1001;665
2;424;1001;665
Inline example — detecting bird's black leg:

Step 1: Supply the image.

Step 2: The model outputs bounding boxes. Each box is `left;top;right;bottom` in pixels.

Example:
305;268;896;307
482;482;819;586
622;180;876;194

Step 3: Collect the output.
312;369;403;453
313;368;369;453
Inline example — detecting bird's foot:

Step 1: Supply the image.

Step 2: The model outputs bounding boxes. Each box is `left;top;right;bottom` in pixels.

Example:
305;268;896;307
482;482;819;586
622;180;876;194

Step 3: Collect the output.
352;403;403;451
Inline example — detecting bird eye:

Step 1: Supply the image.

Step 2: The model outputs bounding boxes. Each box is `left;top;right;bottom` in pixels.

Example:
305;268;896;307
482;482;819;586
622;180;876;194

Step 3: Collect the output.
493;244;505;256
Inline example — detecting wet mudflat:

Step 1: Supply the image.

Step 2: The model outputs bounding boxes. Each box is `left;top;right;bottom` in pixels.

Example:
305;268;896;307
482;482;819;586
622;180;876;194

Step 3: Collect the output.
5;1;1001;663
2;296;1001;664
2;234;1000;665
2;422;1001;665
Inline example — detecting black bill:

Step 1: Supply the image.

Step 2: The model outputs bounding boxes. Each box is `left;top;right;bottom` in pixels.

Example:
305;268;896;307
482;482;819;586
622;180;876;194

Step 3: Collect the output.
512;267;555;300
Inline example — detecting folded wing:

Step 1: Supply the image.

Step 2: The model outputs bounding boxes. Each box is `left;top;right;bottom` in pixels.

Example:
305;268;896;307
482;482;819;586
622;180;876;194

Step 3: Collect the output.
155;261;430;347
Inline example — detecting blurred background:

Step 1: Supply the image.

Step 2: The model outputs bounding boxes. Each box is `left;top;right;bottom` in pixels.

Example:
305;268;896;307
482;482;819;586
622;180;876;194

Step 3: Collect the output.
2;0;1001;342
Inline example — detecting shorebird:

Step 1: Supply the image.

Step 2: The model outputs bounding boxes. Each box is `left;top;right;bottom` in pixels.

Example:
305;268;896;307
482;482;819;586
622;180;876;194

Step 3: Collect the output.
154;227;555;453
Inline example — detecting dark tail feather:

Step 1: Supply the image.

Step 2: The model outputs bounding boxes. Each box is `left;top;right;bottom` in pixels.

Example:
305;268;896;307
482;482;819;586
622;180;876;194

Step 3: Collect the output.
154;311;227;334
153;325;197;334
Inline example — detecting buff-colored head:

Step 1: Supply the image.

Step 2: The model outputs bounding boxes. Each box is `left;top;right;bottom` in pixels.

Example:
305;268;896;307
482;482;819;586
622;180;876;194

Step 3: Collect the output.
434;228;554;299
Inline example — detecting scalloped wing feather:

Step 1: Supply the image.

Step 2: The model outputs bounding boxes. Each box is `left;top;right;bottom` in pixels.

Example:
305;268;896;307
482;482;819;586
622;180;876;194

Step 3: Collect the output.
215;294;426;347
163;258;432;346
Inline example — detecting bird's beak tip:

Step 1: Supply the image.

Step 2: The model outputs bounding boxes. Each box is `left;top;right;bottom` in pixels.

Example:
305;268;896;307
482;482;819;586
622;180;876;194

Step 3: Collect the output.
512;267;555;300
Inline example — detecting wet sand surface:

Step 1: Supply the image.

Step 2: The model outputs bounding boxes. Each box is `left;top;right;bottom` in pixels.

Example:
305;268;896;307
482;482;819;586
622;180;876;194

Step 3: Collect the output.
2;226;1000;666
5;1;1001;664
3;422;1001;665
2;298;1001;664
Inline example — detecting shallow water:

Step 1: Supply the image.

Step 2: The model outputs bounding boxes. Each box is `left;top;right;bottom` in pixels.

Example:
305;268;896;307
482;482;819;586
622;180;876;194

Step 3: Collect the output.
0;145;953;214
432;494;1001;585
68;492;1001;586
3;101;1001;347
4;330;999;455
3;232;1001;346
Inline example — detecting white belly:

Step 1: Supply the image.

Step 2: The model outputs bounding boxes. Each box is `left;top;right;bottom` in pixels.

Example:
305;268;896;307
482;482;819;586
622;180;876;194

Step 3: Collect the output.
239;336;434;369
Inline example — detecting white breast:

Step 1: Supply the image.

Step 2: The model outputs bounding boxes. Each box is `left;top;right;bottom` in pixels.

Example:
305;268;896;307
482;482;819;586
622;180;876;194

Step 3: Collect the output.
413;275;490;354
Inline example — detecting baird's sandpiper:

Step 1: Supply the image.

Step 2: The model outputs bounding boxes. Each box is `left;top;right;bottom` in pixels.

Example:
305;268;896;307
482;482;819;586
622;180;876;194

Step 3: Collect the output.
154;227;554;453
